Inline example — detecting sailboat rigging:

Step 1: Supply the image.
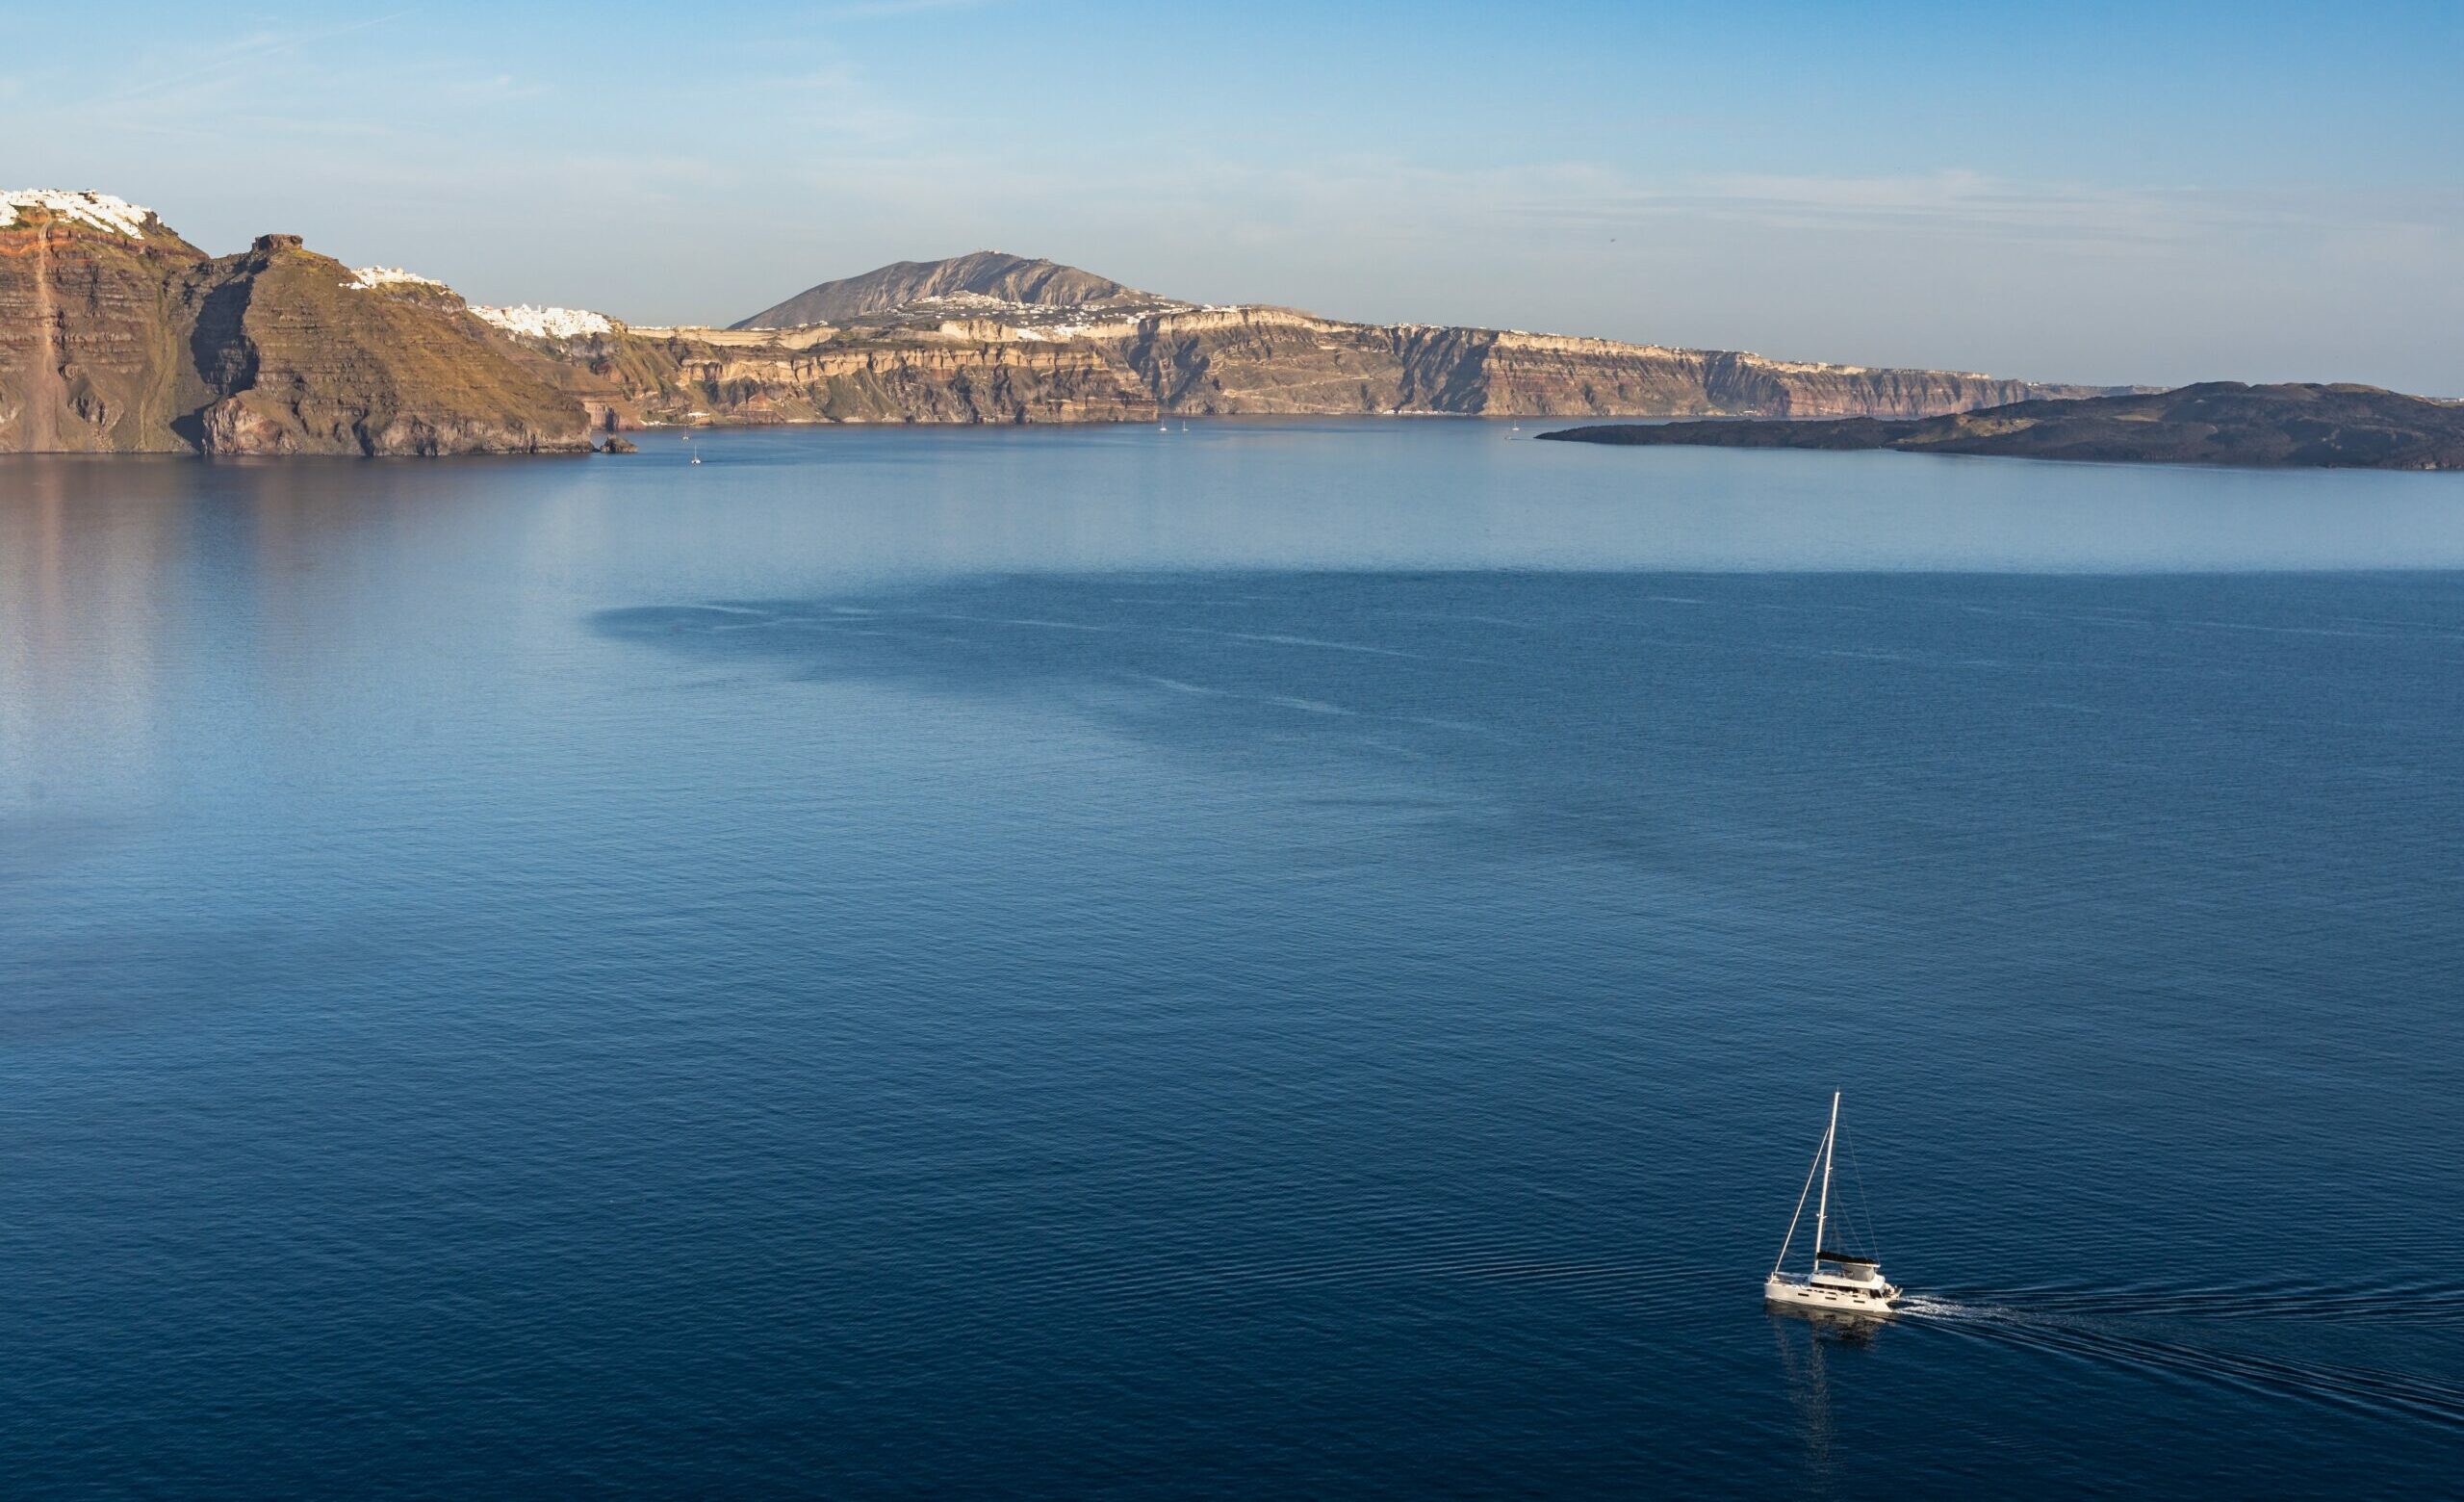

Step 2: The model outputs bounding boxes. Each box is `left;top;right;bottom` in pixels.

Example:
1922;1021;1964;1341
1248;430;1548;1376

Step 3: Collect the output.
1764;1091;1902;1315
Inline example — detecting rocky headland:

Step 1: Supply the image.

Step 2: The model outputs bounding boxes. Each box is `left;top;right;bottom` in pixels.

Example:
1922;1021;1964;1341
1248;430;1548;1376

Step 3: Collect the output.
0;192;591;455
1535;383;2464;471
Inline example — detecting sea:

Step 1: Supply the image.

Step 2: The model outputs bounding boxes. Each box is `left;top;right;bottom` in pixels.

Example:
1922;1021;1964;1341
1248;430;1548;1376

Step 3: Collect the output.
4;421;2461;1498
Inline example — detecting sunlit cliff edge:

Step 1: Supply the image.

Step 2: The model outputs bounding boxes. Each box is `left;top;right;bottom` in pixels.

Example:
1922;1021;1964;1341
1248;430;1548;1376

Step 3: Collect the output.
2;194;2123;456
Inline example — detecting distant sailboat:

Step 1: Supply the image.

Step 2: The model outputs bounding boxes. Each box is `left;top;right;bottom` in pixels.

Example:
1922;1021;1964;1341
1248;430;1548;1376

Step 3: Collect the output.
1764;1092;1902;1315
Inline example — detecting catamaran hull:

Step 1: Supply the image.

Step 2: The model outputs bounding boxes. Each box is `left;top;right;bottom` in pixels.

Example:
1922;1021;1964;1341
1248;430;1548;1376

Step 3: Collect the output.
1764;1275;1900;1316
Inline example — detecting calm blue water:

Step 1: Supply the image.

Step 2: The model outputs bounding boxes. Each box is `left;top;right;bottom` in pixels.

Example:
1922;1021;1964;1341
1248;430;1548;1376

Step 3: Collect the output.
4;423;2462;1498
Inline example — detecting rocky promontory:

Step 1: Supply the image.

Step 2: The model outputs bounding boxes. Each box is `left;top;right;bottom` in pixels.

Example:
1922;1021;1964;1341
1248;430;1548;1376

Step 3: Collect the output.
0;191;590;455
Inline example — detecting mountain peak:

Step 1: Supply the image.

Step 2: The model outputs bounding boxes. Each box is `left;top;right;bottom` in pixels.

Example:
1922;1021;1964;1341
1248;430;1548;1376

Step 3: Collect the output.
732;250;1155;330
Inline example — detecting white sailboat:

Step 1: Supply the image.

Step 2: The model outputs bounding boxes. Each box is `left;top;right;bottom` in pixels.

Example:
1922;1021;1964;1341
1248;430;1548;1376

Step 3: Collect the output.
1764;1091;1902;1315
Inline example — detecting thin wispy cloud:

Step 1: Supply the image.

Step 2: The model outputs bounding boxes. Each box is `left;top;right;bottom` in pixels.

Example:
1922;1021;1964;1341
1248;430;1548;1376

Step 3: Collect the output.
12;1;2457;391
79;13;409;112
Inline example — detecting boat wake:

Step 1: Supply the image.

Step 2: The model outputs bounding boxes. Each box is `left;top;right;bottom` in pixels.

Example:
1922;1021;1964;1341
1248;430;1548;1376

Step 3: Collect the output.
1897;1287;2464;1431
1891;1293;2010;1321
1918;1281;2464;1327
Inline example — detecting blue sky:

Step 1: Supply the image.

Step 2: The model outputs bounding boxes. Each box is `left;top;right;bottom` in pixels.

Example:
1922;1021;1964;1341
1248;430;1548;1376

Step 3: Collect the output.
13;1;2460;390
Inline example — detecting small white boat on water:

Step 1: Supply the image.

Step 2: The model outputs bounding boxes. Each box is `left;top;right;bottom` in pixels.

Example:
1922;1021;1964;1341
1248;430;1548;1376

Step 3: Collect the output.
1764;1091;1902;1316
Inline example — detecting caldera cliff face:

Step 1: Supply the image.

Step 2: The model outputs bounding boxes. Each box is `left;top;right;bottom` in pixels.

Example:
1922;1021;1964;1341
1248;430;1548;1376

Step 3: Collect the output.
518;301;2107;431
0;193;591;456
0;206;2117;453
0;193;206;453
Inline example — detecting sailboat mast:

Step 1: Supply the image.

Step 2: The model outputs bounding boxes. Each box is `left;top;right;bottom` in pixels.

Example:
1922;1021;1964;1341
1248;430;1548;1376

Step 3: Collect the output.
1812;1090;1840;1267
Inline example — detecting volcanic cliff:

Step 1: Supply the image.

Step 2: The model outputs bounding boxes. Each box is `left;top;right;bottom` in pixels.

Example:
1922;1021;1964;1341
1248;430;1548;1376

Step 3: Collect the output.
0;191;591;455
504;255;2116;430
1;199;2119;455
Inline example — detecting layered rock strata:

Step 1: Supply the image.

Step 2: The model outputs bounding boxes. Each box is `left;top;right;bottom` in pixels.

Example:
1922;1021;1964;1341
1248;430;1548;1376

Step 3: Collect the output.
0;193;206;452
4;209;2120;453
515;304;2103;430
0;192;590;455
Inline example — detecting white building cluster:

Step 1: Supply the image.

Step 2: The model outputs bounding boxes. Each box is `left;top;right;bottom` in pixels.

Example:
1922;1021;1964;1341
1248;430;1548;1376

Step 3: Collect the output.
346;267;448;290
469;304;615;340
0;190;153;237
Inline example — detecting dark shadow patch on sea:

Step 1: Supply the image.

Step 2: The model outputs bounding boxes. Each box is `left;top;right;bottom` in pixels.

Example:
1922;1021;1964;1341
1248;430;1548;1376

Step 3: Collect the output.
592;568;2464;952
589;573;1834;881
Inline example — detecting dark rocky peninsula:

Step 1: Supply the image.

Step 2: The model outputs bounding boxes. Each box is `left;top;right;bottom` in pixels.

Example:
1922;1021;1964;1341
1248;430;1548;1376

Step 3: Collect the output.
1537;382;2464;471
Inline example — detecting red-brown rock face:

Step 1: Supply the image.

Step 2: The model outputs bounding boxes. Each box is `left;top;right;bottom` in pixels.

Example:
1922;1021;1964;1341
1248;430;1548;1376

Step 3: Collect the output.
176;236;592;455
0;197;206;452
0;198;591;456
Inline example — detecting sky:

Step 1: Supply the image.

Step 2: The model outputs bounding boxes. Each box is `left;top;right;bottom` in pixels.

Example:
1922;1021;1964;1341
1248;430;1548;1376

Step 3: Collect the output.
11;1;2461;392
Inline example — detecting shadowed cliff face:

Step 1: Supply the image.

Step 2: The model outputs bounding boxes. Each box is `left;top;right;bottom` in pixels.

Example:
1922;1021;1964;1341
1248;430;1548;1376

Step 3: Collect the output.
0;208;591;456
